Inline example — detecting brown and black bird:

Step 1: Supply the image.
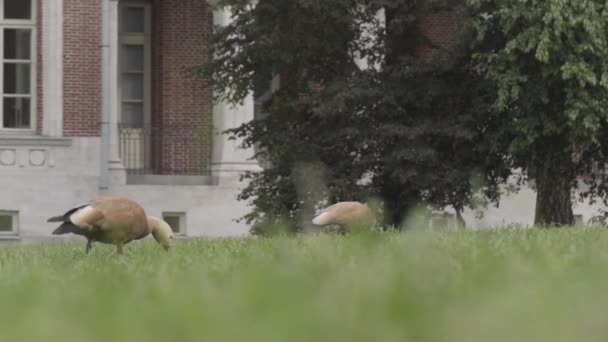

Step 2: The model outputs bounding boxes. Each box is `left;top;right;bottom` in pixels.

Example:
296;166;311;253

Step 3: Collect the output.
47;197;174;254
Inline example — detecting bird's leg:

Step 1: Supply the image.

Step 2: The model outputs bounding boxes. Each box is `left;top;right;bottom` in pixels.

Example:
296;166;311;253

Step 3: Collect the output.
85;240;93;254
116;243;123;255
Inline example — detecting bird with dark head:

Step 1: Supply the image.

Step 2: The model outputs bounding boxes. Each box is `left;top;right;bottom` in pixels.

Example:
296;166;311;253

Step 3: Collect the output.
47;197;174;254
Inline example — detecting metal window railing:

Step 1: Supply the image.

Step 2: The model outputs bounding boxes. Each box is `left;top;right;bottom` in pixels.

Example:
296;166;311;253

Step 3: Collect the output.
118;123;211;176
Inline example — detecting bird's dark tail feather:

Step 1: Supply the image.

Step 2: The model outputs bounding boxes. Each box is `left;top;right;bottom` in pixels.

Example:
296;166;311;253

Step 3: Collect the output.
52;223;78;235
47;215;66;223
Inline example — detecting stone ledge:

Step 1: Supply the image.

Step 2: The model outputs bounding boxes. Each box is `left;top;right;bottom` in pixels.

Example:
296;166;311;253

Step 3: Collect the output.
126;174;219;186
211;161;262;173
0;235;21;241
0;135;72;147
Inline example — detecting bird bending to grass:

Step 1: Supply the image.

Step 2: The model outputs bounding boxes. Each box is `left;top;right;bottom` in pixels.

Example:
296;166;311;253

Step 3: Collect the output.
312;201;374;233
47;197;174;254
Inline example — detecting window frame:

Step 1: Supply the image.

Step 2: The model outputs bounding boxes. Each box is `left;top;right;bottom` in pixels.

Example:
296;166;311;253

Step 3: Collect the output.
0;0;36;133
162;211;186;236
0;210;19;237
117;1;151;128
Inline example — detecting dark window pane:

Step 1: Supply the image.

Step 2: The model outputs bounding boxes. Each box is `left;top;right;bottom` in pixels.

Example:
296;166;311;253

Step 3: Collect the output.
122;45;144;71
3;97;30;128
4;63;30;94
4;29;31;59
121;102;143;127
122;73;143;100
5;0;31;20
122;7;144;33
163;215;181;233
0;215;12;232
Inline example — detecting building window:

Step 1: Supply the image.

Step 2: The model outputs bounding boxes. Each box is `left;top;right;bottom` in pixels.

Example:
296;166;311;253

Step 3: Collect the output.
162;212;185;235
5;1;31;20
118;2;151;128
118;2;151;171
0;210;18;237
0;0;35;131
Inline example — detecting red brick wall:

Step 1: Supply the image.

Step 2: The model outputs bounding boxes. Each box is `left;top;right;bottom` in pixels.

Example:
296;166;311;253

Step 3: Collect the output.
415;11;464;62
152;0;213;174
62;0;101;136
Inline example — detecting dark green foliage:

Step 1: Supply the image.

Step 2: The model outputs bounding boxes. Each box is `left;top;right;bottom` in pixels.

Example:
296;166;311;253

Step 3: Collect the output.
200;0;513;234
367;26;514;224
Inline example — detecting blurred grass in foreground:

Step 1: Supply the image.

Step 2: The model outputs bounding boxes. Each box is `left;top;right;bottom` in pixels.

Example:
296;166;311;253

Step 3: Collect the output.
0;228;608;341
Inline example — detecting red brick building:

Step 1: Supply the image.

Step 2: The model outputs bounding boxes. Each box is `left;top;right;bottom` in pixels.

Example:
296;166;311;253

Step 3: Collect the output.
0;0;259;242
65;0;214;174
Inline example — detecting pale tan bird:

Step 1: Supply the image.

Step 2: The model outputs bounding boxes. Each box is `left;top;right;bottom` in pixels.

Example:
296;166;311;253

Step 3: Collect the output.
146;216;175;250
312;201;374;233
47;197;174;254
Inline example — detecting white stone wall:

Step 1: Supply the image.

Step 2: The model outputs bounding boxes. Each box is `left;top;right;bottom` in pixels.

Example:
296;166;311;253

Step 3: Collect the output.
109;173;252;237
460;183;608;229
0;137;254;243
0;138;100;240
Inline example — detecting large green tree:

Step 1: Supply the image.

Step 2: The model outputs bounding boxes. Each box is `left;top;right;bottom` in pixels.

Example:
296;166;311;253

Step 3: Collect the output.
368;0;514;226
201;0;512;234
468;0;608;225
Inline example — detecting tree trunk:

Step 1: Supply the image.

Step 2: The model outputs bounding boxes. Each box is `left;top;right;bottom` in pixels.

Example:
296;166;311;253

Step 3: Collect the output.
380;177;415;229
455;209;466;230
533;150;575;226
384;5;417;65
383;195;408;228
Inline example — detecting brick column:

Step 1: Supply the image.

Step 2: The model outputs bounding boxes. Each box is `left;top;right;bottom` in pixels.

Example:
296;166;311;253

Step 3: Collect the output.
62;0;101;136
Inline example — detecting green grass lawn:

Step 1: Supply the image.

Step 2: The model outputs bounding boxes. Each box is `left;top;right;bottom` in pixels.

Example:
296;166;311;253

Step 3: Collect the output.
1;228;608;341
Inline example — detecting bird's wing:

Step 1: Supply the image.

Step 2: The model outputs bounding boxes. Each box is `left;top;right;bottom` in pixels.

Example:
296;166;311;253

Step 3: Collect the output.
312;210;338;225
69;205;105;231
312;202;354;225
91;197;148;240
331;202;364;225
